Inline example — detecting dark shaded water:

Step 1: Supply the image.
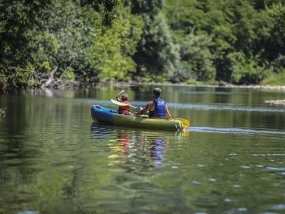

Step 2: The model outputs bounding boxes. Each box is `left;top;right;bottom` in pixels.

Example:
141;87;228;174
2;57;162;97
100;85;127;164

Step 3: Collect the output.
0;86;284;213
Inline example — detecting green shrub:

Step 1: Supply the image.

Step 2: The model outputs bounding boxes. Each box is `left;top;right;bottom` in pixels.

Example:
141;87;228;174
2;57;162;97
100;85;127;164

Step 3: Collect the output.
228;52;267;84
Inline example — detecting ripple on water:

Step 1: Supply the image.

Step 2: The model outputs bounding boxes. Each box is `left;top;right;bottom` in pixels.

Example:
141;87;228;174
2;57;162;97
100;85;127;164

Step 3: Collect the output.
252;154;285;157
271;204;285;210
189;127;285;136
266;167;285;172
240;165;251;169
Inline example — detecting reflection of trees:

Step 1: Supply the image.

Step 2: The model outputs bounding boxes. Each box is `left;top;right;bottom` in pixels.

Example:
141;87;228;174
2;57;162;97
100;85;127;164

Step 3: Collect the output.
0;95;94;213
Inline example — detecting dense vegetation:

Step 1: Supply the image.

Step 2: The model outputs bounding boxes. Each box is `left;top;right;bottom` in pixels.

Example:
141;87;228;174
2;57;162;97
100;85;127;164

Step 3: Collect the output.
0;0;284;91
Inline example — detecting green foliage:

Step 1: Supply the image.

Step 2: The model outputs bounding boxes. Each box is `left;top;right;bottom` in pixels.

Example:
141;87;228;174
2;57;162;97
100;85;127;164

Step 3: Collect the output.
28;0;102;80
262;54;285;85
80;0;120;26
262;73;285;85
264;3;285;60
130;0;163;14
228;52;268;84
271;55;285;73
165;0;285;85
0;108;5;119
0;0;52;70
1;0;285;90
0;65;36;90
42;61;52;72
62;68;76;80
134;12;180;80
173;33;215;82
88;4;143;81
0;76;8;92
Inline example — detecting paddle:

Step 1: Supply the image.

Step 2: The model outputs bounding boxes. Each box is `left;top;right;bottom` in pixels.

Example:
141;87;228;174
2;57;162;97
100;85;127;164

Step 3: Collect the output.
111;99;138;109
174;117;190;128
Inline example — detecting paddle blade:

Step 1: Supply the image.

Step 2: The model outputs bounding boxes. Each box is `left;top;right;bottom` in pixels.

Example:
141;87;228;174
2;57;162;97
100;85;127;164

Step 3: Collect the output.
111;99;129;106
175;118;190;128
111;99;138;109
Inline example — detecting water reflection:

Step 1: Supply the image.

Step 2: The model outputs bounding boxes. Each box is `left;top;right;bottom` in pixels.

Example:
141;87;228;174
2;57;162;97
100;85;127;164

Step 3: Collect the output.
1;86;284;213
90;123;188;168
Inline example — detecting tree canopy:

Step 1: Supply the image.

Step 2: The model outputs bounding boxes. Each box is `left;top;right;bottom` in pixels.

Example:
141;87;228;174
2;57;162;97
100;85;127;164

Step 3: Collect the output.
0;0;284;90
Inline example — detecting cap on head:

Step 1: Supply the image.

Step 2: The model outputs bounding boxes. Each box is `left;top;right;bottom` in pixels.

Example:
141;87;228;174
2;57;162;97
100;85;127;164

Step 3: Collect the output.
153;88;161;98
121;93;128;101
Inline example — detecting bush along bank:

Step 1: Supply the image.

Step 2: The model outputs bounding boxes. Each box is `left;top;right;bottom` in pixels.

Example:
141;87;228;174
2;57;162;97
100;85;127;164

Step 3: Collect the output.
0;65;80;93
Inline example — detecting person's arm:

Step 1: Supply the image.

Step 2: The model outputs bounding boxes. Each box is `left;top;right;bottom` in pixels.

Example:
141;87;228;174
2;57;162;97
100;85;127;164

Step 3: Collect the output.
165;106;171;119
139;101;153;114
116;90;124;101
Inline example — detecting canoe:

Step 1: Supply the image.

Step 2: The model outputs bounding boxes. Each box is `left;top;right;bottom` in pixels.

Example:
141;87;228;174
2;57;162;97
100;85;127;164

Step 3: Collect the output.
91;105;186;131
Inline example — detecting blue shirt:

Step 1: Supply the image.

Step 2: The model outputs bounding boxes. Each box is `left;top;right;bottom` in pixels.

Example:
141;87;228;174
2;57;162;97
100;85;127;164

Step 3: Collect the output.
149;98;166;118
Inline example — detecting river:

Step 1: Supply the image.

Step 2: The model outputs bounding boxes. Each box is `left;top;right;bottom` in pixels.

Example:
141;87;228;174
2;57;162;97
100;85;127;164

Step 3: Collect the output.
0;85;284;213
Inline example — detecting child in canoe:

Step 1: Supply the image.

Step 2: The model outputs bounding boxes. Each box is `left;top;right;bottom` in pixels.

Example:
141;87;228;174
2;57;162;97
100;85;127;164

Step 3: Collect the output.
116;90;132;115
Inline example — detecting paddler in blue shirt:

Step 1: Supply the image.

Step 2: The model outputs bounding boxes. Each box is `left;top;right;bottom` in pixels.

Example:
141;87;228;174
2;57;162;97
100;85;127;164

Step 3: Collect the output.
139;88;171;119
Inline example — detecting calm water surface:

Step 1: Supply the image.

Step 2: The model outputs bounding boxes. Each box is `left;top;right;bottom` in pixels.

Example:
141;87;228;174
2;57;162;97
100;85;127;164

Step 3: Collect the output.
0;86;285;213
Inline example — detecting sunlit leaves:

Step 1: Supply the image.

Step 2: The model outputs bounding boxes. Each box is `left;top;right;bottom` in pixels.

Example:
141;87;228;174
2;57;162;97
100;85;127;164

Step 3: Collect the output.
88;4;143;81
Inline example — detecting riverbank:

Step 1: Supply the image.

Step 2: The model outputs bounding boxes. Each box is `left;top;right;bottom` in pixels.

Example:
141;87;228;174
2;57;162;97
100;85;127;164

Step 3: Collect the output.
1;79;285;94
101;81;285;90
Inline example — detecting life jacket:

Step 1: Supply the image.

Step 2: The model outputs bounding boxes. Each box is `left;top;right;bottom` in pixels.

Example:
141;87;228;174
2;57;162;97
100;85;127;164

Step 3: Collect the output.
149;98;166;118
118;101;130;115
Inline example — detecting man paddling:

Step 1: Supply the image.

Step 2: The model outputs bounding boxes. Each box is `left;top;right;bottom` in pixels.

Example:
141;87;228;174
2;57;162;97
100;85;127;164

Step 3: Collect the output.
139;88;171;119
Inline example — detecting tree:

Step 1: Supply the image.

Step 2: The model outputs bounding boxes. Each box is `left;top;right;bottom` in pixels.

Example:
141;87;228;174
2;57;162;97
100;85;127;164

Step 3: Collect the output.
172;32;215;82
87;3;143;81
132;0;180;81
